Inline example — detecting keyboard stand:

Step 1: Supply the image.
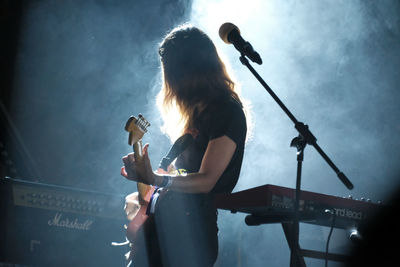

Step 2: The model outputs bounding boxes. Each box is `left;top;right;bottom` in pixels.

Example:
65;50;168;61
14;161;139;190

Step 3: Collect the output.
245;214;349;266
282;222;349;266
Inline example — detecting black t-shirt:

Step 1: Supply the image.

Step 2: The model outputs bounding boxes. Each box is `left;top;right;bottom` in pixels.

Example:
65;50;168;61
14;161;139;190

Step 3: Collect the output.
175;97;247;193
150;97;247;267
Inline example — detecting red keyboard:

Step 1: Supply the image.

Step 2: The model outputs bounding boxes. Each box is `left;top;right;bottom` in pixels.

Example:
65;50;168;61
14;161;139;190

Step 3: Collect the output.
215;184;381;229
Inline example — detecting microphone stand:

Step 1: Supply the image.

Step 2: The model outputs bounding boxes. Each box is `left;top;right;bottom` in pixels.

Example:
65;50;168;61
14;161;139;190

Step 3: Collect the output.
238;54;354;267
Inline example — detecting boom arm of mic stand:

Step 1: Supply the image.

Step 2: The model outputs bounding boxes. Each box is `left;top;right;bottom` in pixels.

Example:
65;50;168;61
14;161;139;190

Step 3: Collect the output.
239;55;354;190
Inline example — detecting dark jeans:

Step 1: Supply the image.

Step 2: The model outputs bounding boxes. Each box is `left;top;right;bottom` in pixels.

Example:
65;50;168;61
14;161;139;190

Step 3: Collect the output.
130;192;218;267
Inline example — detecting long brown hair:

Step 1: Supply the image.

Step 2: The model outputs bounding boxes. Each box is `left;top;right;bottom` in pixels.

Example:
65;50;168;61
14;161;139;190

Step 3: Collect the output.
157;24;246;141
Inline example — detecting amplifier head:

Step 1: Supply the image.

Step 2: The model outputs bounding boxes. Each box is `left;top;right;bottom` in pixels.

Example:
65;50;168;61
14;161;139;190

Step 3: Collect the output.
0;177;129;267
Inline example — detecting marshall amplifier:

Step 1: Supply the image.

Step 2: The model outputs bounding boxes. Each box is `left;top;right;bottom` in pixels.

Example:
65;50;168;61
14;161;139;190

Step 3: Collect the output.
0;177;129;267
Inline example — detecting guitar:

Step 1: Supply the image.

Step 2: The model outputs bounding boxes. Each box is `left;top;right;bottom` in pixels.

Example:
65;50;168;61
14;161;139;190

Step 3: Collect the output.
124;114;153;242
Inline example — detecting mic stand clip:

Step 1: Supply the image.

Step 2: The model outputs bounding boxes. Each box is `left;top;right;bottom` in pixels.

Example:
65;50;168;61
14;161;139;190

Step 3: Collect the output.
289;131;306;267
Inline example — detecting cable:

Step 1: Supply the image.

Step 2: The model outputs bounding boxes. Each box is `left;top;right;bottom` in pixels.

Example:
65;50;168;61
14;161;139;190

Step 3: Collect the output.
325;209;336;267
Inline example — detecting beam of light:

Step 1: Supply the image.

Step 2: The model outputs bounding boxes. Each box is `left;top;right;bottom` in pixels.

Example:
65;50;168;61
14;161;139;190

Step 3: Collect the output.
191;0;400;201
190;1;400;266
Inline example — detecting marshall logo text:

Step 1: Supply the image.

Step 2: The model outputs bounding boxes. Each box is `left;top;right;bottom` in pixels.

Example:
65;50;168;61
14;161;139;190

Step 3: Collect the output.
48;213;94;231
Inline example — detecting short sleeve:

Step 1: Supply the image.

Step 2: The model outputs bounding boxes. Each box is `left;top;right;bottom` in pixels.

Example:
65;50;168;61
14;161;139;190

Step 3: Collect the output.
204;100;247;146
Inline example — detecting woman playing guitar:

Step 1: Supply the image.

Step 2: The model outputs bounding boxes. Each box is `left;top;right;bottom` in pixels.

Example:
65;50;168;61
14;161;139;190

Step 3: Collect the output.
121;24;249;267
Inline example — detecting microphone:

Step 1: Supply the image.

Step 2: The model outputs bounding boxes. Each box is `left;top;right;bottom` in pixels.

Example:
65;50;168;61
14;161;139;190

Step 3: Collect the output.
219;22;262;65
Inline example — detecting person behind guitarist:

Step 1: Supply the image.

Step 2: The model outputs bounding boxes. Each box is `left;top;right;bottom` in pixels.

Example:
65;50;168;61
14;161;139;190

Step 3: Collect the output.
121;24;249;267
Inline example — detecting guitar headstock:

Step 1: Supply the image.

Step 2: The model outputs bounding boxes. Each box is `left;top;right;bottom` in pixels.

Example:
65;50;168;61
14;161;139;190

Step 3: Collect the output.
125;114;152;199
125;114;150;146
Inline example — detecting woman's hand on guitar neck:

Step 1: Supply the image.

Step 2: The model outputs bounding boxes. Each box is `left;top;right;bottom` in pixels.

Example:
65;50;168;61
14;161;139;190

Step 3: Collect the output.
121;143;155;185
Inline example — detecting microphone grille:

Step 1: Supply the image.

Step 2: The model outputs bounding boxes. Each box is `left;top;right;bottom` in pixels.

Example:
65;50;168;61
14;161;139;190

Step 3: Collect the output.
219;23;240;44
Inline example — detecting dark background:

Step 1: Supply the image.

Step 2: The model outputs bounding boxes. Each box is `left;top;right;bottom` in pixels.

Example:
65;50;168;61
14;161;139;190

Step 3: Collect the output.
0;0;192;193
1;0;400;266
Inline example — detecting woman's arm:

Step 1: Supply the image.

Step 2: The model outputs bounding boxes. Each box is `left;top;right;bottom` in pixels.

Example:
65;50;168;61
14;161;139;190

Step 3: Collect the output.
155;135;236;193
121;135;236;193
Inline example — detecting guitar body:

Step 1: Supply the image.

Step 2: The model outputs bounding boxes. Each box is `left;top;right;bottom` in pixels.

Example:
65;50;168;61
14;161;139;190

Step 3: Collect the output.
126;184;155;242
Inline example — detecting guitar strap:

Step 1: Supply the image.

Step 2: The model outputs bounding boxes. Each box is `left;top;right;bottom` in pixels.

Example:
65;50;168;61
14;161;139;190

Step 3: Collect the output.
158;133;194;171
144;133;194;215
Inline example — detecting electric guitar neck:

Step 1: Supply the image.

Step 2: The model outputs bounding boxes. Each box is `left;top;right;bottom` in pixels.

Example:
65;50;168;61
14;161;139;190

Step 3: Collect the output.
124;114;152;202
